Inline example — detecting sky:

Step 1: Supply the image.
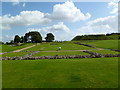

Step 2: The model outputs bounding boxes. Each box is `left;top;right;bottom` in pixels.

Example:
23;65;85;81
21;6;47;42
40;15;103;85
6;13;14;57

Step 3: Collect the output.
1;0;118;42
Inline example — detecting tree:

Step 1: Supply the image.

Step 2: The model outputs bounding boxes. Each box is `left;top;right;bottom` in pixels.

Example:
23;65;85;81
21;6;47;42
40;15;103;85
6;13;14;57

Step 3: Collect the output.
0;41;4;44
24;33;29;43
20;36;24;43
10;40;14;44
14;35;21;43
24;31;42;43
45;33;54;42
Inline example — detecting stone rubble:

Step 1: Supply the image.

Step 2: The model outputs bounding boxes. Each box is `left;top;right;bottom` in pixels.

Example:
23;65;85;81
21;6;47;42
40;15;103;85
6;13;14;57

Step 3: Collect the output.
1;54;120;60
1;48;120;60
74;42;96;48
110;49;120;52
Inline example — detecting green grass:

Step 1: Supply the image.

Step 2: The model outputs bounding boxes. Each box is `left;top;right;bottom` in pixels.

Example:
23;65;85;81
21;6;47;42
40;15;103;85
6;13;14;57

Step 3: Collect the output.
24;42;94;51
32;51;89;57
1;43;35;52
89;50;119;55
1;52;30;57
79;40;119;49
2;57;118;88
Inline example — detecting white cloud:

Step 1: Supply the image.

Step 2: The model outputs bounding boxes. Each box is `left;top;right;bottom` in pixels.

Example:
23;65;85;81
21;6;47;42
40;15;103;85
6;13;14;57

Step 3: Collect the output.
1;1;91;30
27;22;72;40
2;35;14;42
11;0;26;7
88;15;117;29
46;1;91;22
108;1;118;14
11;0;20;6
22;3;26;7
27;22;71;34
76;15;118;35
1;11;52;30
44;22;70;33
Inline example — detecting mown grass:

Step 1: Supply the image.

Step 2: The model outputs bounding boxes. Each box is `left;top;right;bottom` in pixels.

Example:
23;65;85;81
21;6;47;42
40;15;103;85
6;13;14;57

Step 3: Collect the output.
1;43;35;52
1;52;30;57
2;57;118;88
32;51;89;57
79;40;119;49
89;50;119;55
24;42;94;51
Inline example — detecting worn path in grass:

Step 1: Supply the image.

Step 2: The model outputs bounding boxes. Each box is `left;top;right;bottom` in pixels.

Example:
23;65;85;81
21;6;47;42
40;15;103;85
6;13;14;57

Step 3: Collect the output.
9;45;105;53
13;45;36;52
39;48;104;52
0;45;36;55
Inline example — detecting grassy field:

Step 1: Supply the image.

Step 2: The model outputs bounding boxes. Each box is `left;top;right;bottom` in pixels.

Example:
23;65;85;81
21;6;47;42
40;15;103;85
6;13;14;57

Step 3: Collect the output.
89;50;119;55
1;52;30;57
1;40;119;88
79;40;119;49
1;40;119;53
2;57;118;88
24;42;94;51
1;43;35;52
32;51;89;57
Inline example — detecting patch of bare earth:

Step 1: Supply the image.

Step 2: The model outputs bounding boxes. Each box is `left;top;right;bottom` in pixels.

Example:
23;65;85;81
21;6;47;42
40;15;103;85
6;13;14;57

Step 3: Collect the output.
13;45;36;52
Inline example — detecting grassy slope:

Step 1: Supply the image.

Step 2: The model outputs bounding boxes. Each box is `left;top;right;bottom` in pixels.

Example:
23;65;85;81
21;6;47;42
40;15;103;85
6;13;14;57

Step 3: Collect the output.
1;43;35;52
79;40;119;49
1;52;30;57
24;42;94;51
32;51;89;57
89;50;119;55
2;57;118;88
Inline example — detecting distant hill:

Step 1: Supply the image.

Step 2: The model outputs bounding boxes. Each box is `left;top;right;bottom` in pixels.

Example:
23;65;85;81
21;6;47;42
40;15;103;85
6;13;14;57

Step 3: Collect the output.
72;33;120;41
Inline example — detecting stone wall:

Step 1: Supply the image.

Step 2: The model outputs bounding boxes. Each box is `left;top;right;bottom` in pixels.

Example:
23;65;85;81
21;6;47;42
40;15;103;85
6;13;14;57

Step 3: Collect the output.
110;49;120;52
74;42;96;48
1;54;120;60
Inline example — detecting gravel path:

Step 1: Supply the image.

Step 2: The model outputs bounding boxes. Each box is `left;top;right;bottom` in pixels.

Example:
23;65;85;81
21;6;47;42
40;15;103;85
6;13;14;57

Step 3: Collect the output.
13;45;36;52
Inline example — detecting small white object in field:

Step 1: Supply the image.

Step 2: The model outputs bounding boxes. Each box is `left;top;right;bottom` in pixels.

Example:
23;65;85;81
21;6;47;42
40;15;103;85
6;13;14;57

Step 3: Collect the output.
58;47;61;50
36;43;40;45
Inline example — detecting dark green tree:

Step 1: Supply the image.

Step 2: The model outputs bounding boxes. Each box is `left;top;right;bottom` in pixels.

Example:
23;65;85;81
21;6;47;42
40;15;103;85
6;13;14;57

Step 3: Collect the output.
14;35;21;43
0;41;4;44
20;36;24;43
10;40;14;44
45;33;54;42
24;33;29;43
24;31;42;43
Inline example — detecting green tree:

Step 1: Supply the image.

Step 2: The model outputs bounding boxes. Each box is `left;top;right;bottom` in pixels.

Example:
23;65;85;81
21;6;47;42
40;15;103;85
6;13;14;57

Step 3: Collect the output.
24;31;42;43
0;41;4;44
45;33;54;42
10;40;14;44
20;36;24;43
14;35;21;43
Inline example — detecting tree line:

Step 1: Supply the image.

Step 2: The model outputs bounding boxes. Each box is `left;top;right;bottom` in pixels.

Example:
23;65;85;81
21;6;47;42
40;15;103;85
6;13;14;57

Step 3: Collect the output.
72;33;120;41
10;31;55;44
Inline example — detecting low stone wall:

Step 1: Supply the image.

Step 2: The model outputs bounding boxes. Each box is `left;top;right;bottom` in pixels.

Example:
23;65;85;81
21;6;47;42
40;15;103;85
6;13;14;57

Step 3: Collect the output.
1;54;120;60
74;42;96;48
23;51;40;57
83;50;100;55
83;50;120;58
110;49;120;52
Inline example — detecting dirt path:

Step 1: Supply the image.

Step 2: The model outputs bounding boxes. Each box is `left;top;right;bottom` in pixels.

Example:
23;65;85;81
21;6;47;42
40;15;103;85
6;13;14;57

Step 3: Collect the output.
96;48;104;50
39;48;104;52
13;45;36;52
39;50;87;52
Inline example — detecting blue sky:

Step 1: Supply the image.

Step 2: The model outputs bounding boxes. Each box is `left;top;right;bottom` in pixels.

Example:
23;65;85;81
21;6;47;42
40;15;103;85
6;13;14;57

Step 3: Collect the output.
1;1;118;42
